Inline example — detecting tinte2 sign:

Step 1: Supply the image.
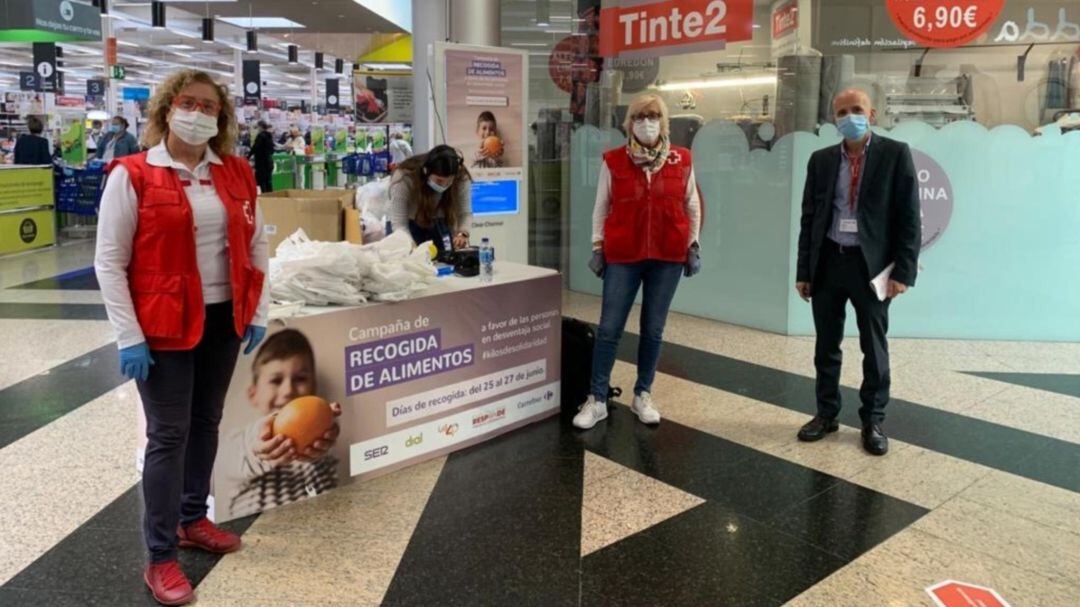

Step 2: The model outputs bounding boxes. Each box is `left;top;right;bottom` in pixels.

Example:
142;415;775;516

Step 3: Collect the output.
599;0;755;58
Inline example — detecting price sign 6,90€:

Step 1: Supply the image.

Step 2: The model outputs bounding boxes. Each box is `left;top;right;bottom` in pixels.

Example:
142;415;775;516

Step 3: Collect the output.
886;0;1005;48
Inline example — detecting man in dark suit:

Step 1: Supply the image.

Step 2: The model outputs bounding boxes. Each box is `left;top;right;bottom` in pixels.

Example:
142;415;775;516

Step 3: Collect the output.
795;88;921;456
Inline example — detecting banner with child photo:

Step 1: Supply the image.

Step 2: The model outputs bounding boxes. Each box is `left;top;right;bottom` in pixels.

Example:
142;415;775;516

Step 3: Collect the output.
208;273;563;522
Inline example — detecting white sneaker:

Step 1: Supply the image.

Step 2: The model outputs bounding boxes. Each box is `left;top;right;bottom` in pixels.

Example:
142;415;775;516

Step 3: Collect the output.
573;396;608;430
632;392;661;425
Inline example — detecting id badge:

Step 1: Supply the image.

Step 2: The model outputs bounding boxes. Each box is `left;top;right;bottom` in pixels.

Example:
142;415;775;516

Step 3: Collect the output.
839;219;858;233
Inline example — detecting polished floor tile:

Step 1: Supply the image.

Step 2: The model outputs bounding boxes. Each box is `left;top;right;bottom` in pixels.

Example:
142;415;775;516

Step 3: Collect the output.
965;370;1080;399
913;497;1080;587
0;318;113;390
958;471;1080;536
961;385;1080;444
13;267;100;290
0;342;125;449
0;383;139;584
848;445;992;509
787;527;1080;607
584;502;845;606
581;454;705;556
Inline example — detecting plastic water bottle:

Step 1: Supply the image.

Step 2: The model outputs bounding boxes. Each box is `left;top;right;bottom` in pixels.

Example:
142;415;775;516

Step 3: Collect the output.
479;237;494;283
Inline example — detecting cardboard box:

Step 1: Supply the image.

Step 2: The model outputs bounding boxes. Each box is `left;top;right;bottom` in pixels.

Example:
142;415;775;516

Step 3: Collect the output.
343;207;364;245
259;189;354;256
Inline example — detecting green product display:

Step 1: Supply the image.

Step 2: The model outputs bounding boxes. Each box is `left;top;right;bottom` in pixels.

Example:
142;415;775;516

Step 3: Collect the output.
0;166;53;212
312;127;326;155
61;118;86;165
334;129;348;154
271;153;296;191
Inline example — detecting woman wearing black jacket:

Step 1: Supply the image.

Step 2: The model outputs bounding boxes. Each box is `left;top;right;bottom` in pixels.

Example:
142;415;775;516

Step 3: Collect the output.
13;115;52;165
249;121;276;193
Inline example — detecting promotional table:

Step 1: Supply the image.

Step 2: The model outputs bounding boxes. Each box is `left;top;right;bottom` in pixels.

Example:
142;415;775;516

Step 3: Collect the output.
205;263;563;522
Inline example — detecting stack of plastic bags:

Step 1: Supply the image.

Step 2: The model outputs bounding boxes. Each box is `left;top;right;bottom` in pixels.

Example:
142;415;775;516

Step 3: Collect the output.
269;228;436;308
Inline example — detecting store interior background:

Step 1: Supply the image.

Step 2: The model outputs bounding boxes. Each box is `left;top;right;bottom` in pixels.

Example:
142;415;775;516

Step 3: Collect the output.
1;0;1078;341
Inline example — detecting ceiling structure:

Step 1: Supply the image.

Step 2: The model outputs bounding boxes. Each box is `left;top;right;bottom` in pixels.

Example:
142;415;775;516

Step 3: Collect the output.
0;0;410;104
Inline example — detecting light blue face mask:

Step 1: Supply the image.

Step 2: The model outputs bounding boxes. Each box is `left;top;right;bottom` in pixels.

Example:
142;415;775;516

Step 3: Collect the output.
109;124;122;133
428;178;451;194
837;114;869;141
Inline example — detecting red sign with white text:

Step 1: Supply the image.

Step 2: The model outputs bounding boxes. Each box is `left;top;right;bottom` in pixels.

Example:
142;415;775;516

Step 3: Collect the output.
926;580;1012;607
886;0;1005;48
599;0;754;58
772;0;798;39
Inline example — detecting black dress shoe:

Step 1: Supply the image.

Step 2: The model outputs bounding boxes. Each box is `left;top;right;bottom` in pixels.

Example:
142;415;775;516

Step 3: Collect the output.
797;416;839;442
862;424;889;456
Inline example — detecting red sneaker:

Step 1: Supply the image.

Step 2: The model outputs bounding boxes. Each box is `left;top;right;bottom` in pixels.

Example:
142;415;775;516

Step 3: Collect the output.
144;560;194;606
178;517;242;554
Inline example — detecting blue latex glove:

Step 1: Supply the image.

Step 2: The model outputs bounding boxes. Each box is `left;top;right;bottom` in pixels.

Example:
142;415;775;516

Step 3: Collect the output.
243;325;267;356
684;245;701;278
588;250;606;278
119;342;154;382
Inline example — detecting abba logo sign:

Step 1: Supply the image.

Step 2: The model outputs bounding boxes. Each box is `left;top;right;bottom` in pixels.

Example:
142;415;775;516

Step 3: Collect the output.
599;0;755;58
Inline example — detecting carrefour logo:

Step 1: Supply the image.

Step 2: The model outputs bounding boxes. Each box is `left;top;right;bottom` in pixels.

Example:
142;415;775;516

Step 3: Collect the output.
60;1;75;21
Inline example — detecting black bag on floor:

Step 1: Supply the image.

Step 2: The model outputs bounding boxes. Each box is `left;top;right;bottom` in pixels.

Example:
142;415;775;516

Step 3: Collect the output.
561;317;620;412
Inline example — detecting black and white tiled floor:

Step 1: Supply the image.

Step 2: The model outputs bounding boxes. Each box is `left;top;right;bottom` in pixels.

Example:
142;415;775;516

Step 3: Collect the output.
1;240;1078;606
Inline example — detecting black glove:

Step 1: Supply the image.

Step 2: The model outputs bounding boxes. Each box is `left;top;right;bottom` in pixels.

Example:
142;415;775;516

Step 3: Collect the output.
684;244;701;278
588;250;606;278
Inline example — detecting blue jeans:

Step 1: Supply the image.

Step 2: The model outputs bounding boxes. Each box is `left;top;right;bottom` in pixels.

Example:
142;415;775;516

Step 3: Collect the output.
591;260;683;400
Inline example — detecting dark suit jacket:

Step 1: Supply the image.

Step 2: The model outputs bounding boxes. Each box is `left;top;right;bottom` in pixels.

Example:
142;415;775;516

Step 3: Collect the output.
797;134;921;287
13;134;52;165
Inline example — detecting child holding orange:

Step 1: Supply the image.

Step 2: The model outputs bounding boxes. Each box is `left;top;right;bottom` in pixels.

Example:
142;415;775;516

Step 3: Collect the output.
471;111;504;168
218;329;343;518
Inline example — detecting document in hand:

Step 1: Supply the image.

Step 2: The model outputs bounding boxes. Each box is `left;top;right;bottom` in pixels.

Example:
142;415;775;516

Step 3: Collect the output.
871;263;895;302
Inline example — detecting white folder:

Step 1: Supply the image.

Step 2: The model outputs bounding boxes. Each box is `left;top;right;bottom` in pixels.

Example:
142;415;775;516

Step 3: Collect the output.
870;263;895;302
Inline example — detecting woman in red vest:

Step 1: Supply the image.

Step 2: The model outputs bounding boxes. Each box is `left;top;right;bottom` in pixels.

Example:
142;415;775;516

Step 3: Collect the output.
95;70;269;606
574;93;702;431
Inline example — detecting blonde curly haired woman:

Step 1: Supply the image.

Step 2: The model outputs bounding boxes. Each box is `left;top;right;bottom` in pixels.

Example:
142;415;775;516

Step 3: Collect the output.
95;69;269;605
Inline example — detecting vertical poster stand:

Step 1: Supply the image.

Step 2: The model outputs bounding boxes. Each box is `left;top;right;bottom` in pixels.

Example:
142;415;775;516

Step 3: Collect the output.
429;42;530;265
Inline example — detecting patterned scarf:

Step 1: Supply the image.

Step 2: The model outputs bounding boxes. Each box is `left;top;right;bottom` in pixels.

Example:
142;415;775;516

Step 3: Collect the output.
627;134;670;173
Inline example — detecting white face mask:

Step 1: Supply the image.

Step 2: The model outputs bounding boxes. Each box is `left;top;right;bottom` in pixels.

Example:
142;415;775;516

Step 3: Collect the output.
632;118;661;145
169;108;219;146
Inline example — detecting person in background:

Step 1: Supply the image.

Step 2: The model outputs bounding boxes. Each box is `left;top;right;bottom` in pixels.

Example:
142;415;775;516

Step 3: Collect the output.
794;88;921;456
13;115;52;165
94;69;269;606
95;116;140;162
388;145;472;253
388;131;413;169
249;120;276;194
88;119;103;154
285;126;306;155
574;93;702;431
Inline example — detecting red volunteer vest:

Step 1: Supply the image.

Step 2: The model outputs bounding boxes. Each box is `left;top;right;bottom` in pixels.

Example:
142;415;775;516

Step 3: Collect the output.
602;145;693;264
110;151;264;351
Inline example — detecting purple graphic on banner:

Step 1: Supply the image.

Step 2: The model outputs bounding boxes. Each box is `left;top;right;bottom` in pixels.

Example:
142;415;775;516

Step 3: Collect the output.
346;327;476;395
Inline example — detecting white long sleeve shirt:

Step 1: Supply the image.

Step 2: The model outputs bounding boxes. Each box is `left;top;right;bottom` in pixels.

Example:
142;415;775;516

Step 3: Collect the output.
95;143;270;349
591;161;702;248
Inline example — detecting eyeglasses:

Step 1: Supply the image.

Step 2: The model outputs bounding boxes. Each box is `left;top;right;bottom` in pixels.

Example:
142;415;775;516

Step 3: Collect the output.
173;95;221;116
633;112;662;122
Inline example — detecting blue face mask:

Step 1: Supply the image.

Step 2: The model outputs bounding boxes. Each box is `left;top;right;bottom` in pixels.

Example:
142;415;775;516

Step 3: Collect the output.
109;124;121;133
427;178;451;194
837;114;869;141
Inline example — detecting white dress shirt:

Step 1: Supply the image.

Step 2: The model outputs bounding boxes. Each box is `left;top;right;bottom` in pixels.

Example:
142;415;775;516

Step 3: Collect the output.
591;160;702;247
95;142;270;349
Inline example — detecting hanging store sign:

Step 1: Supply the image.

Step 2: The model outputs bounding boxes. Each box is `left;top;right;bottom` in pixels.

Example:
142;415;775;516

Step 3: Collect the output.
886;0;1006;48
326;78;341;115
242;60;261;105
599;0;755;58
86;79;105;98
32;42;58;92
19;72;38;92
